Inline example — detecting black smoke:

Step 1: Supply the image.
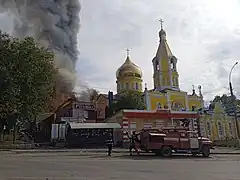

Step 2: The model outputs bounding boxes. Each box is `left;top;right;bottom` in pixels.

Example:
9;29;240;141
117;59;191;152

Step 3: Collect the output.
0;0;81;91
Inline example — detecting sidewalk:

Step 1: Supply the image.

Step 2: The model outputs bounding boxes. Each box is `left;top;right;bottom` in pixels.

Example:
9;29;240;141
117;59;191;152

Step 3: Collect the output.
3;147;240;154
210;147;240;154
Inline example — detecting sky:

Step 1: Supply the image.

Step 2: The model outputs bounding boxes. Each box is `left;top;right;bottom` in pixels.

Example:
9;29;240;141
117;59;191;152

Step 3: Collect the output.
75;0;240;101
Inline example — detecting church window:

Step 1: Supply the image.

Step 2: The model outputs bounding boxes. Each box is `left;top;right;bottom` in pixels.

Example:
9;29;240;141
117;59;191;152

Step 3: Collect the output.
171;62;174;70
228;122;233;137
155;61;160;71
136;83;139;90
126;83;129;89
172;78;175;86
218;121;224;138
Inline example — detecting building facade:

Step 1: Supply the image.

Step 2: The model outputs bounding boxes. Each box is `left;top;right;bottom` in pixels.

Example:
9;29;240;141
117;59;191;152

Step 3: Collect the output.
144;22;203;112
199;102;238;140
105;20;239;143
95;94;108;121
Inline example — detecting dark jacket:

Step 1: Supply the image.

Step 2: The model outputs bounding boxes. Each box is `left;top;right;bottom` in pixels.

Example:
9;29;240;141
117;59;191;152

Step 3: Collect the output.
106;137;113;146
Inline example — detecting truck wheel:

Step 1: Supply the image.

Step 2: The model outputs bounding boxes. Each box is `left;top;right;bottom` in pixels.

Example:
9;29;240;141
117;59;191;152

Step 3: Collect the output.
202;145;210;157
161;146;172;157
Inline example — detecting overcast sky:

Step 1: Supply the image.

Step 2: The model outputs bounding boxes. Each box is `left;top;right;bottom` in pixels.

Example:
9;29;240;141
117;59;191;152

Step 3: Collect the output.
75;0;240;101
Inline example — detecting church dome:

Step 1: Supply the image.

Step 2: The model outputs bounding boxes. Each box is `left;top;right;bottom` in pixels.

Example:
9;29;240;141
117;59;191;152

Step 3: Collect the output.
159;29;166;36
116;55;142;79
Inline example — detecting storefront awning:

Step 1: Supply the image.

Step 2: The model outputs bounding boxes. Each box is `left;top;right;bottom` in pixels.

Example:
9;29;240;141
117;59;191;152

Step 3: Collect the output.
69;123;121;129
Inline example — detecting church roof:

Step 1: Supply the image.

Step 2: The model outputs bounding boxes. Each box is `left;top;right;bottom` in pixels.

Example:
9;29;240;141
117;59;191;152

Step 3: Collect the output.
116;50;142;79
155;26;173;58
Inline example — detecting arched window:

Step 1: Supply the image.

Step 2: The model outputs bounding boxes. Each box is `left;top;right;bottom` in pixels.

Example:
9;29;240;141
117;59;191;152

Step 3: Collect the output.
218;121;224;138
126;83;129;89
136;83;139;90
155;61;160;71
228;122;233;137
172;78;175;86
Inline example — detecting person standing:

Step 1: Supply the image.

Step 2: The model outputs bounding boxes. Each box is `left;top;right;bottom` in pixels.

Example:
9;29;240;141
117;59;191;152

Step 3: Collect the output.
127;131;139;156
106;133;113;157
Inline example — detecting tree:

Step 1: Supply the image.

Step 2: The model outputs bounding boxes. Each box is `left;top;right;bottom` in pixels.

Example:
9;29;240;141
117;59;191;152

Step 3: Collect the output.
0;31;56;131
112;91;145;112
212;94;240;112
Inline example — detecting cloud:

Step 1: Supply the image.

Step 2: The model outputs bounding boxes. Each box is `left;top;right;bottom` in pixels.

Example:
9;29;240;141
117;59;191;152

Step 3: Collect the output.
1;0;238;102
77;0;240;101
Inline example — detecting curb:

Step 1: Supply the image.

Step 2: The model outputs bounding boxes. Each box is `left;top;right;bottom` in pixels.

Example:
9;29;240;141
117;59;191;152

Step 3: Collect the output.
5;150;128;154
3;150;240;155
211;153;240;155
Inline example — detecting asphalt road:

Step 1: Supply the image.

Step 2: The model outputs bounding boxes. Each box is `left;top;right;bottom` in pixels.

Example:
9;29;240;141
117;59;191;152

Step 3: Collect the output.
0;152;239;180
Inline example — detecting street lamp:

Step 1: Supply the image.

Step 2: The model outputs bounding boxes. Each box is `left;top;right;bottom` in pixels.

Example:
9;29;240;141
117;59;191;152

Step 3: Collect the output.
229;62;240;145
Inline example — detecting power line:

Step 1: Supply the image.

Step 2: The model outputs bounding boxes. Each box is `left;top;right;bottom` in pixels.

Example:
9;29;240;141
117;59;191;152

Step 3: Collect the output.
74;83;115;91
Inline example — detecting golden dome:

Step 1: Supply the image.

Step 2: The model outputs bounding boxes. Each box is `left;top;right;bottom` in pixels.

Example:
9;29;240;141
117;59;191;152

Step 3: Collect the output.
116;55;142;79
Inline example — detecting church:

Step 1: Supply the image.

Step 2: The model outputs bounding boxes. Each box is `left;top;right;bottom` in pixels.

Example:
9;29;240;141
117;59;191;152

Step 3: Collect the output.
96;20;239;144
115;20;204;112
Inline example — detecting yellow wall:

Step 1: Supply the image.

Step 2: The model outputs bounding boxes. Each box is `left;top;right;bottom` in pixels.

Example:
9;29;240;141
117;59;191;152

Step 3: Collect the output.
161;58;169;71
188;97;203;110
149;94;168;110
146;89;203;111
160;58;171;86
169;92;186;109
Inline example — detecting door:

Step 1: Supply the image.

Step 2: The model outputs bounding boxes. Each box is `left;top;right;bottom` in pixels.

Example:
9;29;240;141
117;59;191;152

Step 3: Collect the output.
190;138;199;149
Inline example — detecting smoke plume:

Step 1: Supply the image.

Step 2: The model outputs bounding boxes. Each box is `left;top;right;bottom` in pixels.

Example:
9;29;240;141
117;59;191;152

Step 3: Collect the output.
0;0;81;92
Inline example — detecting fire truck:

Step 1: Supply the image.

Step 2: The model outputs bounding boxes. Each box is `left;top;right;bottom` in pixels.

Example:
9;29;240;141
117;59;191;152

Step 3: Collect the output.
134;127;213;157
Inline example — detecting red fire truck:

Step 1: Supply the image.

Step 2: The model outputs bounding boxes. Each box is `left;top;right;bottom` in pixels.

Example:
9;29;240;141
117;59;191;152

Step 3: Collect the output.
134;127;213;157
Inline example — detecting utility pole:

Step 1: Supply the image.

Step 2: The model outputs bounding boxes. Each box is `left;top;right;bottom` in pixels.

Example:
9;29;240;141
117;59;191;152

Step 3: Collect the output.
229;62;240;146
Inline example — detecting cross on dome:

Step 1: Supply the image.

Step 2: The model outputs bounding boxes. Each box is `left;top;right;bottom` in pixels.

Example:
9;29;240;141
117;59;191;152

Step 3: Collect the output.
159;18;164;29
126;48;130;56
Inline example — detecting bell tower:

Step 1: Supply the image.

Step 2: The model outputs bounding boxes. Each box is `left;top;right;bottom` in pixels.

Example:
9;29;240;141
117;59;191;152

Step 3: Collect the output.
152;19;179;91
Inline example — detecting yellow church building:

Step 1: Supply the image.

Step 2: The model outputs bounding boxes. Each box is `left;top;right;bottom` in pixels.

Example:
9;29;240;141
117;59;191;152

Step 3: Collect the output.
112;20;239;142
116;21;203;112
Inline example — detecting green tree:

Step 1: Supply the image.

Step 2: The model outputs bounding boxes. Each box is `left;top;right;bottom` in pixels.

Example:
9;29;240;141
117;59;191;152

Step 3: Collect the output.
0;31;56;132
112;91;145;112
212;94;240;112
